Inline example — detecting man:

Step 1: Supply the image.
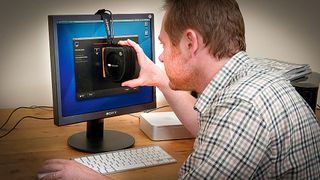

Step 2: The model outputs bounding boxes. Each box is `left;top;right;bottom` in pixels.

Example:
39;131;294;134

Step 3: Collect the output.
39;0;320;179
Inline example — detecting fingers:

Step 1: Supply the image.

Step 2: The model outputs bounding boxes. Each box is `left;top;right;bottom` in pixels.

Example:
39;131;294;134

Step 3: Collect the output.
121;78;144;88
118;40;129;46
118;39;154;88
127;39;144;55
118;39;143;55
40;171;62;180
38;159;68;173
118;39;136;46
39;159;101;180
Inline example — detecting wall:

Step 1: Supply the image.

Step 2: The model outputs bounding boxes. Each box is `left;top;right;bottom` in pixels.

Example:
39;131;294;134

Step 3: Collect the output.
239;0;320;69
0;0;319;108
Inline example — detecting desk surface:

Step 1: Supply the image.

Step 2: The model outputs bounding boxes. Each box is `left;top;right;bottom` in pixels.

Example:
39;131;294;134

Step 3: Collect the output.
0;108;319;180
0;108;194;180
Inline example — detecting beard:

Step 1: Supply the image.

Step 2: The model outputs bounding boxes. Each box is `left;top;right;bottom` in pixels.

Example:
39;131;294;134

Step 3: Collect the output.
168;80;181;91
167;73;196;91
164;46;197;91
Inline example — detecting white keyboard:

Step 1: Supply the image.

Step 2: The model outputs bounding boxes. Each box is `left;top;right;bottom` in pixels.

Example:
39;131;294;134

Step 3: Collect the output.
72;146;177;174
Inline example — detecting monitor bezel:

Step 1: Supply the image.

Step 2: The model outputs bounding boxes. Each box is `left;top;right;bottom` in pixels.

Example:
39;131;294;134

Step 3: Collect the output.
48;13;156;126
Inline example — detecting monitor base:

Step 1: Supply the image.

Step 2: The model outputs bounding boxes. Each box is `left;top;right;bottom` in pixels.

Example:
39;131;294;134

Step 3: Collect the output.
68;130;135;153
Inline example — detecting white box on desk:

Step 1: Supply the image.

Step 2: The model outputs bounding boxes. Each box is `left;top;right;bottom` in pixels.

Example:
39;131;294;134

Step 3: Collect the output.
139;112;194;141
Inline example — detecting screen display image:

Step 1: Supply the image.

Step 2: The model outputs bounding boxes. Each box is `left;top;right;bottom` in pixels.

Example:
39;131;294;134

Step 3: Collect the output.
48;12;156;152
73;36;140;101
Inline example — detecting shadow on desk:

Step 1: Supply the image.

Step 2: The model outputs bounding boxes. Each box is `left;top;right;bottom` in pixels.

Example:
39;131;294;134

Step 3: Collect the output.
0;108;194;180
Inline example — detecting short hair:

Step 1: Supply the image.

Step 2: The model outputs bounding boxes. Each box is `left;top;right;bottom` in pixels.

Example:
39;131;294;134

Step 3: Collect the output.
163;0;246;59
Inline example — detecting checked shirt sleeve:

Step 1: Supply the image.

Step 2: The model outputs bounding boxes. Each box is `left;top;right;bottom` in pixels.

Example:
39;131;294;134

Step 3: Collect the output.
179;99;270;179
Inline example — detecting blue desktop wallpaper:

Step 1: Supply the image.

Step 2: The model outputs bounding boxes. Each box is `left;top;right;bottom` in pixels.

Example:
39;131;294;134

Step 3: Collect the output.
56;19;153;117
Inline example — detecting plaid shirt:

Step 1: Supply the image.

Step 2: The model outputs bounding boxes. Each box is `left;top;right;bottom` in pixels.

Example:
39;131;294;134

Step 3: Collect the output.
179;51;320;179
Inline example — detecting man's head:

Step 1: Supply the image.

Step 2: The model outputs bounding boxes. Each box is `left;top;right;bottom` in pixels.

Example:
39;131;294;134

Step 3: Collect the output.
159;0;246;91
163;0;245;59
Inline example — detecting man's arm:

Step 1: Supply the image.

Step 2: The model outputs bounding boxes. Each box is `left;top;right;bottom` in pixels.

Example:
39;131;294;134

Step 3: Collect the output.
159;86;198;136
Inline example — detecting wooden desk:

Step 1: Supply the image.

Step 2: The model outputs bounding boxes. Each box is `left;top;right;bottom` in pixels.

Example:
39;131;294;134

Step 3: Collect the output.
1;108;319;180
0;108;195;180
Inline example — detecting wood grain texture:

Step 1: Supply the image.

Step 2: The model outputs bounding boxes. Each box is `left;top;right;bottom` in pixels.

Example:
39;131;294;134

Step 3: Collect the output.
0;108;194;180
1;107;319;179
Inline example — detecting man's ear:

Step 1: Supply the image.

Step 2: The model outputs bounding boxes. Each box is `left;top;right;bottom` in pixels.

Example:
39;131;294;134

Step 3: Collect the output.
180;29;200;58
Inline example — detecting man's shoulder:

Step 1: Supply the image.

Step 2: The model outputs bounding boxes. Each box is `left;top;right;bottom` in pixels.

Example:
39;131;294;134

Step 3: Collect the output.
219;67;287;103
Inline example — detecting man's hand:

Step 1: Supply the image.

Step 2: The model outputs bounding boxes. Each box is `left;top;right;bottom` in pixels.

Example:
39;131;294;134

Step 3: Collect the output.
38;159;111;180
118;39;169;88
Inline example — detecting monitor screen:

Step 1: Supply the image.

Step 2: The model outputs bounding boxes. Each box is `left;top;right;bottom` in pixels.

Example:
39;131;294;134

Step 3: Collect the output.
48;12;156;153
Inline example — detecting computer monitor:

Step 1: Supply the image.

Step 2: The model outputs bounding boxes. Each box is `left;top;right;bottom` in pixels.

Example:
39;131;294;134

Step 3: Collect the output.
48;13;156;153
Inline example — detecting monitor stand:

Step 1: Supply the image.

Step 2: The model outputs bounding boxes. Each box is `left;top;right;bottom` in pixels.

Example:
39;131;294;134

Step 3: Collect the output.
67;118;135;153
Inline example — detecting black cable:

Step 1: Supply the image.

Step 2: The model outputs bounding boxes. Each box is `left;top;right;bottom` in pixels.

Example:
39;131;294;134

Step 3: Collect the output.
143;105;170;113
95;9;114;44
129;114;140;118
128;105;170;118
0;106;53;130
1;107;27;129
33;106;53;111
103;9;113;40
317;104;320;110
105;9;114;41
0;116;53;139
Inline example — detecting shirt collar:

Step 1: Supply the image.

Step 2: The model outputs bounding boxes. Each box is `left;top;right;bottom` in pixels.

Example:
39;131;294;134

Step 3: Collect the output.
194;51;250;113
